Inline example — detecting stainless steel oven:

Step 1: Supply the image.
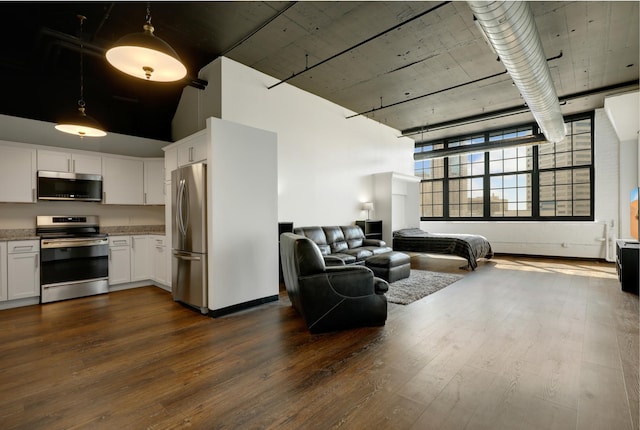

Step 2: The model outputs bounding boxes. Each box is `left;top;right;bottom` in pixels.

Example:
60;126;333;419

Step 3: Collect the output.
37;216;109;303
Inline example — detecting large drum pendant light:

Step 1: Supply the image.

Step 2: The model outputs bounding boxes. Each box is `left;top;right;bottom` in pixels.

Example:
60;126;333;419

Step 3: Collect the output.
55;15;106;138
105;4;186;82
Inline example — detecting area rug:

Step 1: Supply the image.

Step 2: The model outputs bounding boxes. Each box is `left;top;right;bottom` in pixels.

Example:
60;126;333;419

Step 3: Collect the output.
386;270;464;305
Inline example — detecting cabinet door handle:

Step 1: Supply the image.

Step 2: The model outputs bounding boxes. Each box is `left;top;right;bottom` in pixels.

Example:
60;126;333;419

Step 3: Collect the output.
109;248;112;260
103;191;106;202
12;245;34;252
144;192;147;204
67;159;71;172
32;188;36;202
72;159;76;172
35;256;38;268
189;147;194;162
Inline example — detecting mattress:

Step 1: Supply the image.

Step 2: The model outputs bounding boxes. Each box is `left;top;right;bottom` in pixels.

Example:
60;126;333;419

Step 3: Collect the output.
392;228;493;270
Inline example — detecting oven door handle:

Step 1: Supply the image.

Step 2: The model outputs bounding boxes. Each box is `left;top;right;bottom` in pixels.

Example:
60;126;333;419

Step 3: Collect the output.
41;238;109;248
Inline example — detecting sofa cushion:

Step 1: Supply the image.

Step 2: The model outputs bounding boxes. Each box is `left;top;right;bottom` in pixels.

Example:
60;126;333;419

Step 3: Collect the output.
293;227;331;255
323;226;348;253
364;246;393;255
342;248;374;261
341;225;365;249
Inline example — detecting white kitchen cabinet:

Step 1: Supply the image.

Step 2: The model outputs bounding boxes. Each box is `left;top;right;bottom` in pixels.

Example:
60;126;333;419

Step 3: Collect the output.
108;236;131;285
164;147;177;182
143;159;165;205
102;156;144;205
150;235;168;286
7;240;40;300
0;242;7;302
176;130;207;167
0;144;37;203
130;235;150;281
37;149;102;174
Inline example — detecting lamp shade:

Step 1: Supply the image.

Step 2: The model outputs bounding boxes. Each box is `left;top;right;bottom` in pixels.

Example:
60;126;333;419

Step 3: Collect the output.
361;202;374;211
105;24;187;82
55;107;106;138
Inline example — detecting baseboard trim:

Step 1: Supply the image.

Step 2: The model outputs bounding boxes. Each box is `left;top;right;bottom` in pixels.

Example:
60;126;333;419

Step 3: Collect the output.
209;295;279;318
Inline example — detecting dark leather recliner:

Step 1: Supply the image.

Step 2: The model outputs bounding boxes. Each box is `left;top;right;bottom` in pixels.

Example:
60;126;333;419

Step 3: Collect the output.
280;233;389;333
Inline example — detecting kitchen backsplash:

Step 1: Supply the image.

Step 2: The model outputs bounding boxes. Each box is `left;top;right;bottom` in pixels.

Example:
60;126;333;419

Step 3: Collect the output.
0;200;164;229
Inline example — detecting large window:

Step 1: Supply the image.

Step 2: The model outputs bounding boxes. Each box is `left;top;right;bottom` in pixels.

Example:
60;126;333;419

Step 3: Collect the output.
416;114;594;221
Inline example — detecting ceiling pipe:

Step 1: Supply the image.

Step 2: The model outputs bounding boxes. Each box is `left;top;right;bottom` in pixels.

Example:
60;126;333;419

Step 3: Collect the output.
402;80;639;138
467;1;566;143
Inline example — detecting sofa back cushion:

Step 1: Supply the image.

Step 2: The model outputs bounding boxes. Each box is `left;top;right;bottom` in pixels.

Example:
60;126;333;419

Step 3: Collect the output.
341;225;365;248
293;226;331;255
322;226;348;253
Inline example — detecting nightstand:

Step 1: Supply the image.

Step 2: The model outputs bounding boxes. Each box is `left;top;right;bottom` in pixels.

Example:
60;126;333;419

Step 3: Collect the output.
356;220;383;240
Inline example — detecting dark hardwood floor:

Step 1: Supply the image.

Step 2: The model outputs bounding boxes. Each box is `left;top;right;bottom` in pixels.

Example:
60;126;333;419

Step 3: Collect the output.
0;255;637;429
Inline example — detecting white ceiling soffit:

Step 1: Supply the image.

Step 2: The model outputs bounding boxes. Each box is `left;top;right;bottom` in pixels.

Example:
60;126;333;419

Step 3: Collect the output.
604;91;639;142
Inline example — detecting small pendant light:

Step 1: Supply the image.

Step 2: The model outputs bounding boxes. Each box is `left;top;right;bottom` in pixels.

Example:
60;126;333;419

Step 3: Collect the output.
105;3;187;82
55;15;106;138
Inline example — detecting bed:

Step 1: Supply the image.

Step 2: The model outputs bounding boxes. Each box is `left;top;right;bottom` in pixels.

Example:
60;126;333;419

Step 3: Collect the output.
392;228;493;270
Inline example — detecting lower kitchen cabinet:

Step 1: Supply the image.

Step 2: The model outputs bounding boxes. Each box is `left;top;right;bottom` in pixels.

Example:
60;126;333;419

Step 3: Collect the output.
0;242;7;301
7;240;40;300
108;235;169;288
150;235;168;286
108;236;131;285
131;235;150;281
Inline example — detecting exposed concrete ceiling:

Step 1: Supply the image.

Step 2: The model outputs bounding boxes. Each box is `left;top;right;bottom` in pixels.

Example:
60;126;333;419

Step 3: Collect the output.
0;1;637;147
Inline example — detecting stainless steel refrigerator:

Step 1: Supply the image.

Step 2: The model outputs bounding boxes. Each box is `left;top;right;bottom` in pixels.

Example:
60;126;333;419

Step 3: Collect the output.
171;163;208;314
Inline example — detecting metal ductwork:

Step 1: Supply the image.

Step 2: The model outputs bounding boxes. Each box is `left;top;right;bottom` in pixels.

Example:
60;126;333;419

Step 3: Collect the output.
468;1;566;143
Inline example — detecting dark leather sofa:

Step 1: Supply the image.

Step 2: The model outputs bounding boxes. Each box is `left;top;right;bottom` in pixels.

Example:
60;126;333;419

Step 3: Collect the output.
280;232;388;333
293;225;392;265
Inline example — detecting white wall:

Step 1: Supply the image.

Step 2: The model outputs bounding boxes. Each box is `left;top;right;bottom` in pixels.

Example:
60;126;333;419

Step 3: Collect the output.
172;57;415;227
206;118;278;311
421;109;626;260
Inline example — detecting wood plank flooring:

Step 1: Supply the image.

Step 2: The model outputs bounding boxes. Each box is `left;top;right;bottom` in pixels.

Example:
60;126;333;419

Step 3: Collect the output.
0;255;637;430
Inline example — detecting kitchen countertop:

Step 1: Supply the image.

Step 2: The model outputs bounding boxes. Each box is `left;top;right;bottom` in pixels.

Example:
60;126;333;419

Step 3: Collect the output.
101;225;166;236
0;226;165;241
0;229;39;241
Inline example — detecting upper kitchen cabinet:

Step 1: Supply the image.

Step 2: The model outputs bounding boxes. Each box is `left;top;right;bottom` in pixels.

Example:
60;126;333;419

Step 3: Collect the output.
102;156;144;205
37;149;102;175
0;143;36;203
143;159;165;205
176;130;207;167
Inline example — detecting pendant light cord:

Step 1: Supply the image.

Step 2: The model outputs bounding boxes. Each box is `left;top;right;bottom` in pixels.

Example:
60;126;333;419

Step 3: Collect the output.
145;3;152;26
78;15;86;109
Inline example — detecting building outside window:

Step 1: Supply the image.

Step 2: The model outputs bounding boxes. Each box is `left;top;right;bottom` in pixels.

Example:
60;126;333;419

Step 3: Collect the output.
416;113;594;221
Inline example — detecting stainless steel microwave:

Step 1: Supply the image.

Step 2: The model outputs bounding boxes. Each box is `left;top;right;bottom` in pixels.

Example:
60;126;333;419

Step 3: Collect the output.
37;171;103;202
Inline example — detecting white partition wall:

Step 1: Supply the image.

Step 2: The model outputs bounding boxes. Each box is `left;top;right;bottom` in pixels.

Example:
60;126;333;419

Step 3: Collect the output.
373;172;421;245
206;117;278;313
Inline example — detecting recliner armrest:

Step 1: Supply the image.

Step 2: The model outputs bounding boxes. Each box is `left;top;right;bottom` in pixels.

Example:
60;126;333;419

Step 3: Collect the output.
373;277;389;294
324;256;346;266
323;266;376;297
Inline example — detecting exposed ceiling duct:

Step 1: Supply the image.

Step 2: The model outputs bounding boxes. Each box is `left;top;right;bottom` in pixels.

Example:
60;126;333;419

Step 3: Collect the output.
468;1;566;143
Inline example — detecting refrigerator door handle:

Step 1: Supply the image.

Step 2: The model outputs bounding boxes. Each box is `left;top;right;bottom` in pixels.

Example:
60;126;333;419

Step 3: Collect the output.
176;178;189;236
172;250;201;261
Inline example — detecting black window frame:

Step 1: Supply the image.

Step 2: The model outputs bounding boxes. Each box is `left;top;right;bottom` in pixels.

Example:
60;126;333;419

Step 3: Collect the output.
416;112;595;222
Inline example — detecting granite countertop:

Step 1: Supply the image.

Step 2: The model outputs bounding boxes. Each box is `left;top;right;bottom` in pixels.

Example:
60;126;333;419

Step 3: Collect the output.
101;225;166;236
0;226;165;241
0;229;39;241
